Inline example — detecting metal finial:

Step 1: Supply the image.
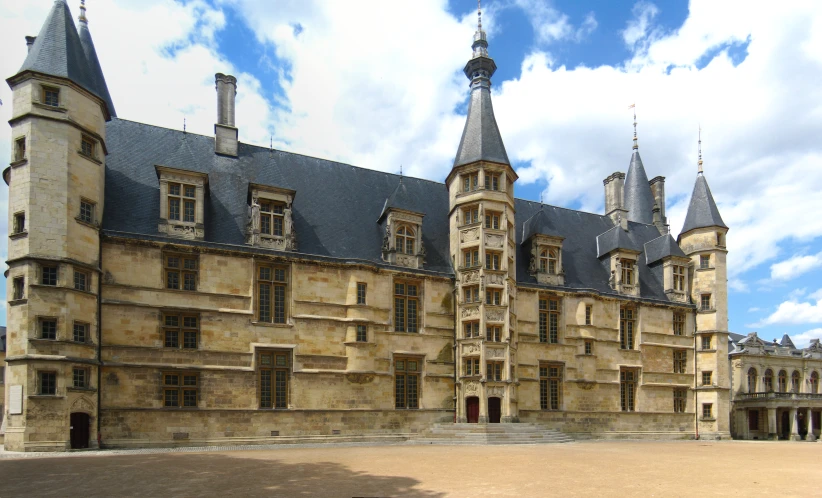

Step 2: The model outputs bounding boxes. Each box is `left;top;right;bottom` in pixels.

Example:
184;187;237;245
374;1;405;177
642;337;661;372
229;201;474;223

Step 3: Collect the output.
478;0;482;31
629;103;638;150
270;135;273;150
79;0;87;23
540;191;544;206
698;126;703;174
183;117;186;133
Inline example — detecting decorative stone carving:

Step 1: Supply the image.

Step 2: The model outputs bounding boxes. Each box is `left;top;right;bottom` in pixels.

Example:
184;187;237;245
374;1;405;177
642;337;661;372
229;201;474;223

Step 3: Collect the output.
486;308;505;322
487;386;504;397
464;342;480;355
529;244;538;275
461;306;480;319
578;381;596;390
346;373;375;384
396;254;417;267
461;227;480;243
462;270;480;284
487;273;505;286
103;271;115;285
487;348;504;358
71;396;95;414
485;233;504;249
609;270;616;289
465;381;479;394
382;224;391;254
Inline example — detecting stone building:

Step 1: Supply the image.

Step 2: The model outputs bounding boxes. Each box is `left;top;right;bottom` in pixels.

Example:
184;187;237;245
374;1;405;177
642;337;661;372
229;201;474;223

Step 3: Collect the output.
728;333;822;440
3;1;731;451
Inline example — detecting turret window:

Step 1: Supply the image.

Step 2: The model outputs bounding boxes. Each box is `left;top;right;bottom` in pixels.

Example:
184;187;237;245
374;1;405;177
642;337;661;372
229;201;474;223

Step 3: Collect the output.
395;225;416;255
463;173;479;192
463;249;480;268
700;294;712;311
464;321;480;338
13;212;25;234
80;135;96;159
700;255;710;269
486;289;501;305
43;86;60;107
40;318;57;340
487;361;503;381
462;206;479;225
464;358;480;376
13;277;25;300
14;137;26;162
486;326;501;342
79;199;95;224
673;265;685;291
485;252;501;270
463;286;480;304
485;211;501;229
487;173;500;191
41;265;58;286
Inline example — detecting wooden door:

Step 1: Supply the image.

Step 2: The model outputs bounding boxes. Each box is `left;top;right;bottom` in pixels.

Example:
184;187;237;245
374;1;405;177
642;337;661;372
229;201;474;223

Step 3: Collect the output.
488;397;501;423
466;397;479;424
70;412;90;449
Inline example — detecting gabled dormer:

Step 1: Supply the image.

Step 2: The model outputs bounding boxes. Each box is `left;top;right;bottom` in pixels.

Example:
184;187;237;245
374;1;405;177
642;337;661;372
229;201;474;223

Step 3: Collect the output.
522;209;564;286
596;224;641;297
155;165;208;240
644;234;689;303
732;332;768;355
379;179;425;269
246;183;297;251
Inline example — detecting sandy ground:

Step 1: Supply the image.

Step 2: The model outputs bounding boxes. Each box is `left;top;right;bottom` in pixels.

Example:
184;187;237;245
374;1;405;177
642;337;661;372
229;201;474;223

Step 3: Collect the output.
0;440;819;497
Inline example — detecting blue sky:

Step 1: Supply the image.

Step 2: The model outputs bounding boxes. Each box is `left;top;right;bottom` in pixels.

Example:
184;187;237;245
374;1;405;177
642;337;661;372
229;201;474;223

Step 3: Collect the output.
2;0;822;346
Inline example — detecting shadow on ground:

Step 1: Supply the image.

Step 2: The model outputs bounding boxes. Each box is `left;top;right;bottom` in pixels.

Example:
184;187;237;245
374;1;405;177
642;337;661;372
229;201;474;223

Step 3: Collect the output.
0;452;445;498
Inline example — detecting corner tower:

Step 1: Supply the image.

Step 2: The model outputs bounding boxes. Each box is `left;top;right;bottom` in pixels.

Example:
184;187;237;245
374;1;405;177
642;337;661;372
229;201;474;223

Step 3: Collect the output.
445;5;519;424
4;0;114;451
677;134;730;439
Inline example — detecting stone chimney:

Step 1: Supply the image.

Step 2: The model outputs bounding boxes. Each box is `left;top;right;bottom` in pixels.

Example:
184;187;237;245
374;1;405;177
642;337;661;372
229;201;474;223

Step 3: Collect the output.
649;176;668;234
214;73;238;157
604;172;628;230
25;36;36;53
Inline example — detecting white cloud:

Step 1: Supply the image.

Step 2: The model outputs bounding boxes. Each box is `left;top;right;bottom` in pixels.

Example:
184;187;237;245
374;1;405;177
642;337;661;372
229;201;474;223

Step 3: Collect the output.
511;1;597;45
754;288;822;326
771;252;822;281
729;279;749;293
747;307;761;312
622;2;659;47
792;328;822;348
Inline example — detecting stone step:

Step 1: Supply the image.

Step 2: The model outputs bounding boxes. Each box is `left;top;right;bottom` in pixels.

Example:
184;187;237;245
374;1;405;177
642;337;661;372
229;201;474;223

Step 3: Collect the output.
415;423;573;445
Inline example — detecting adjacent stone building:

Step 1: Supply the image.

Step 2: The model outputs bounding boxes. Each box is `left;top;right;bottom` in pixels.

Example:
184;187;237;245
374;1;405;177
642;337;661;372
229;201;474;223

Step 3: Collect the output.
3;1;732;451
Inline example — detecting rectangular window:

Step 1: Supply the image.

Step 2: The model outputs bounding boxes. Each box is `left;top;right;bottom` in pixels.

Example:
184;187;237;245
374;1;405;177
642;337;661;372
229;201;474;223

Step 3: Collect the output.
13;276;25;300
43;86;60;107
462;173;479;192
584;340;593;355
162;313;199;349
585;305;592;325
73;322;88;343
165;253;198;291
395;357;420;409
163;372;199;408
167;182;196;223
539;297;560;344
540;364;562;410
394;281;419;333
464;358;480;376
673;388;687;413
487;361;503;381
700;294;712;311
40;318;57;340
673;265;686;291
716;233;725;247
463;286;479;304
463;248;480;267
356;282;367;305
701;334;712;350
259;350;290;409
702;371;713;386
39;371;57;395
80;136;96;159
464;321;480;338
673;313;685;336
485;252;501;270
619;306;635;350
486;326;501;342
74;270;89;292
673;350;687;374
14;137;26;162
13;212;25;234
487;174;500;191
485;289;501;306
79;199;95;224
257;264;287;324
702;403;713;419
485;211;501;229
356;324;367;342
621;259;635;285
41;265;58;286
700;255;710;269
73;367;89;388
260;201;285;236
620;369;637;412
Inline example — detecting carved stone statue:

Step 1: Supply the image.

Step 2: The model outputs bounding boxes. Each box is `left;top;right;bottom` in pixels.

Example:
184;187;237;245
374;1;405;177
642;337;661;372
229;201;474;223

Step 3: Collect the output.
250;196;261;233
609;270;616;289
528;244;538;275
381;224;391;254
417;238;426;261
284;207;293;237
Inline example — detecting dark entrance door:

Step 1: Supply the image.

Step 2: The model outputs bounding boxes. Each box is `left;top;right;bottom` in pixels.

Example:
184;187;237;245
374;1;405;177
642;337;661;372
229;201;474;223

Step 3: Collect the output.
70;412;90;449
798;410;808;439
780;411;790;440
466;397;479;424
488;397;501;423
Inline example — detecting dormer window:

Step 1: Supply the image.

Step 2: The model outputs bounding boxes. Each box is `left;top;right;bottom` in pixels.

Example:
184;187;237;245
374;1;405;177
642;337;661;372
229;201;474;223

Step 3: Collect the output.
260;201;284;237
539;248;559;274
246;183;297;251
395;225;416;255
156;165;208;240
673;265;685;291
621;259;635;285
463;172;479;192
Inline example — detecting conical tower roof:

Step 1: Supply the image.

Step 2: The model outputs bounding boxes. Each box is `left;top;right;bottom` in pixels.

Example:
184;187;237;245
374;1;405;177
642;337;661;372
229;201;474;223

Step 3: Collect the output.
77;3;116;117
680;174;726;235
452;6;509;168
14;1;114;119
623;150;655;225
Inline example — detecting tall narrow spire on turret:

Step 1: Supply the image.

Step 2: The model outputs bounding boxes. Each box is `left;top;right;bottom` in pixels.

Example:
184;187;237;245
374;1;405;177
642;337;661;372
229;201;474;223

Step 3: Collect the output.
631;104;638;150
623;104;655;225
680;129;726;236
77;0;116;117
698;126;703;174
452;0;509;168
79;0;87;23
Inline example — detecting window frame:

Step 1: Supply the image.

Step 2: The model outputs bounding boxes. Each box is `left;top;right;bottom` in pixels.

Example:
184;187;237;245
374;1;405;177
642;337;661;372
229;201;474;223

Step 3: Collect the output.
72;367;90;389
702;403;713;419
811;371;819;394
356;324;368;343
778;370;788;393
356;282;367;305
539;248;559;274
259;200;285;237
764;369;774;392
486;173;501;191
700;294;712;311
78;199;96;225
162;312;200;350
12;276;25;300
673;350;687;374
619;306;636;350
164;253;198;292
462;172;479;192
484;211;501;230
257;263;288;324
464;357;480;376
747;368;758;393
486;361;504;382
485;289;501;306
167;182;197;223
463;286;480;304
258;350;290;409
74;269;90;292
12;211;26;234
673;312;685;336
486;325;501;342
540;363;563;411
463;321;480;338
80;135;96;160
584;304;592;325
539;296;561;344
463;248;480;268
701;334;712;350
39;317;58;340
394;356;421;409
584;340;593;355
393;280;420;333
39;370;57;395
41;264;58;286
673;388;687;413
462;206;480;225
42;85;60;107
163;371;200;408
485;251;501;270
673;265;686;291
395;224;416;255
620;368;637;412
14;136;26;162
700;255;711;269
702;371;713;387
791;371;800;393
621;258;635;285
73;321;89;343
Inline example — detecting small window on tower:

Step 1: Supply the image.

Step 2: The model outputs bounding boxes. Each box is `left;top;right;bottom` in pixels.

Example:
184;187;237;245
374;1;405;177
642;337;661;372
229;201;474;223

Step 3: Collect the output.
13;276;25;300
700;255;710;269
12;212;26;234
487;173;500;191
43;86;60;107
80;135;96;159
700;294;712;311
14;137;26;162
79;199;95;224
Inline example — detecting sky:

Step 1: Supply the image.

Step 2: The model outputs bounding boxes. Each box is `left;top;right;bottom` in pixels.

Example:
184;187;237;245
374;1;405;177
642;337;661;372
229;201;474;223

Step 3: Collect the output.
1;0;822;346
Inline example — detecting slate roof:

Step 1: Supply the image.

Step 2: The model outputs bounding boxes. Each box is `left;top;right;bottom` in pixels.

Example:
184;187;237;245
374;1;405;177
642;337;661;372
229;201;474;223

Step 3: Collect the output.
623;150;655;225
780;334;796;349
596;225;640;258
77;17;116;117
644;234;687;265
378;179;420;221
680;174;726;235
104;118;685;305
15;0;115;118
522;208;562;240
452;83;510;167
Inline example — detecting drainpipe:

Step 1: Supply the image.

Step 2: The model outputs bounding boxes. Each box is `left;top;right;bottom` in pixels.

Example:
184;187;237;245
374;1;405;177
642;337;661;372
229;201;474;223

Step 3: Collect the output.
693;307;699;440
96;236;103;447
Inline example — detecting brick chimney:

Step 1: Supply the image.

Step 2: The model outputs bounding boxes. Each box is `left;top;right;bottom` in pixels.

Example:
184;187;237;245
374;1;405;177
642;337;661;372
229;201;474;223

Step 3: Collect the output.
649;176;668;234
214;73;238;157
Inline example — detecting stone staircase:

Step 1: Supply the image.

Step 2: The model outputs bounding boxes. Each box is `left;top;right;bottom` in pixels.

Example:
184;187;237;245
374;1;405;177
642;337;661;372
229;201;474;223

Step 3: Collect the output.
413;423;573;445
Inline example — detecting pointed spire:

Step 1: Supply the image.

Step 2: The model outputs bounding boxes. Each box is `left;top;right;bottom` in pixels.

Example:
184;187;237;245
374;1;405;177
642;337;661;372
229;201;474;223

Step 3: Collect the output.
632;106;638;150
452;1;509;168
680;171;727;235
622;109;655;225
77;0;116;117
697;126;703;174
79;0;87;24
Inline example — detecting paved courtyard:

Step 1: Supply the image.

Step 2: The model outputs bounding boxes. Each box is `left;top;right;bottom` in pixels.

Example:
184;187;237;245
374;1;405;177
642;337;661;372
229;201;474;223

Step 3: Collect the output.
0;440;818;497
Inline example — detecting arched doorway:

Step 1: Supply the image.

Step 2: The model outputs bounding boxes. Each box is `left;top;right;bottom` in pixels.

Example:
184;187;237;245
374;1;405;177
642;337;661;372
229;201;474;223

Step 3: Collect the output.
466;397;479;424
70;412;91;449
488;397;501;424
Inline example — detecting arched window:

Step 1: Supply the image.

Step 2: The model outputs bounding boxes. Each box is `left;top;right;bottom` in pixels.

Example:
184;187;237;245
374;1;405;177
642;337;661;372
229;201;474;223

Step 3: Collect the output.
548;249;558;274
395;225;415;255
811;371;819;394
791;371;801;393
747;368;757;393
778;370;788;393
764;369;774;392
539;250;548;272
